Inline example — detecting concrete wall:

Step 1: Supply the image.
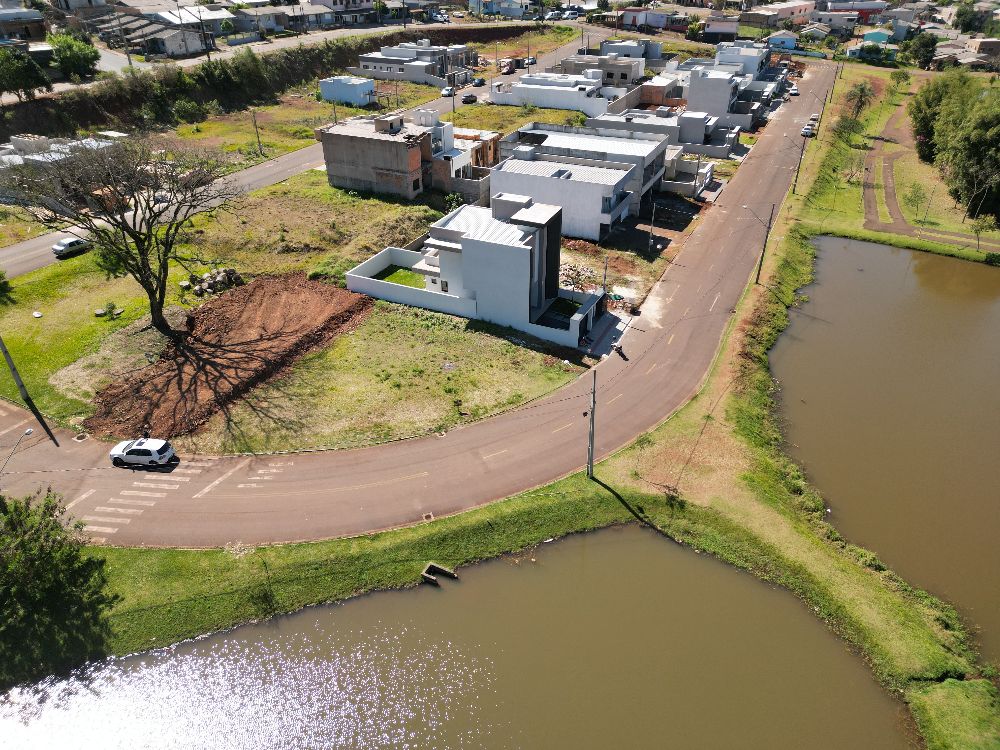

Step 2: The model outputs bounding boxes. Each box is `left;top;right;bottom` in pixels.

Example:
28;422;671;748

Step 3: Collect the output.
319;129;423;198
319;77;374;106
490;83;617;117
686;71;738;120
347;64;448;88
347;247;478;318
462;236;531;332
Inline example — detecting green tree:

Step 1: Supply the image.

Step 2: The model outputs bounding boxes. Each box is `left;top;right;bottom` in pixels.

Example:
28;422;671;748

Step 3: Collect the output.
900;31;937;68
933;85;999;217
953;3;985;33
596;0;611;10
1;492;119;690
889;69;910;92
0;47;51;103
970;214;998;251
832;115;862;144
48;33;101;79
844;81;875;119
220;18;235;34
902;182;927;219
907;70;971;161
686;20;701;40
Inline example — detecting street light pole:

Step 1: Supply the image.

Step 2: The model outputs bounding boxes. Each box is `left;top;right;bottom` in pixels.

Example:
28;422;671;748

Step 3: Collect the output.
0;428;33;481
586;370;596;479
754;203;775;285
792;134;806;194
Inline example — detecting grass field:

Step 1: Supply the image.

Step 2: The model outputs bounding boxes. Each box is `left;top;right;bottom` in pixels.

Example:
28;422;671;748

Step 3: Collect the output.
375;264;425;287
0;205;48;250
168;81;439;171
442;102;586;134
467;23;578;61
893;150;988;237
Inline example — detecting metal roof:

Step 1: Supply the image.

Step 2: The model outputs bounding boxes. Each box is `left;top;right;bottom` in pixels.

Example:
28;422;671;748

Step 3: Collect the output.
517;127;663;159
494;157;631;186
436;205;531;247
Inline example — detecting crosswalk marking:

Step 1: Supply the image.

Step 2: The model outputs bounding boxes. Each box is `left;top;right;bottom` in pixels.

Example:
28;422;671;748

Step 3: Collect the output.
193;458;251;499
83;525;115;533
269;462;293;467
109;498;156;507
172;468;203;474
182;462;213;467
94;506;143;515
65;489;95;510
133;482;179;490
121;490;166;498
83;515;131;524
248;475;274;480
156;475;190;481
237;483;262;488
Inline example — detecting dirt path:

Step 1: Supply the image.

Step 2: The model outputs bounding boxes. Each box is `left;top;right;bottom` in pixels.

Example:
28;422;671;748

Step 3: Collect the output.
863;86;1000;251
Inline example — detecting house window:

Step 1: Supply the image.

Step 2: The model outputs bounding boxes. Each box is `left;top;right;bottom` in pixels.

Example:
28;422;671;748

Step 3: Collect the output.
412;179;420;191
620;72;627;79
441;280;449;292
605;71;612;78
362;64;368;68
398;67;404;72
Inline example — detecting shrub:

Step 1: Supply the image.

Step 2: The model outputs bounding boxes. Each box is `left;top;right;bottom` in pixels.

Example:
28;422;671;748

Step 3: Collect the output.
984;253;1000;266
174;98;207;123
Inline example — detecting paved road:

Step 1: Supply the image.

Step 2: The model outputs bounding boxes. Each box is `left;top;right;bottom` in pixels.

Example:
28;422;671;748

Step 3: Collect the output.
0;27;596;279
0;61;835;547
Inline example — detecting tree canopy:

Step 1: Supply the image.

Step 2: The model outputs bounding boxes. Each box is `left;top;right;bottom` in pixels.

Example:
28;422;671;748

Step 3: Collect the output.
900;32;937;68
0;140;242;337
1;492;118;690
0;47;51;104
48;33;101;79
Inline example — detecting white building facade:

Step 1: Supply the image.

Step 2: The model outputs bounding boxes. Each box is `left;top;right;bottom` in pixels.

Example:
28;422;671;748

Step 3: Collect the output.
489;71;628;118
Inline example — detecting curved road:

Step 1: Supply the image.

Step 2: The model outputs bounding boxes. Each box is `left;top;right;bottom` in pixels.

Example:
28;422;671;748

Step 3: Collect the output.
0;62;835;547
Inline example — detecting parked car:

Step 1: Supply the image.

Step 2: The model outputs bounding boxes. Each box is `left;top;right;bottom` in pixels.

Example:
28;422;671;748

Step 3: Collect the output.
800;125;815;137
461;93;478;104
544;10;560;20
562;11;578;19
51;236;92;259
525;55;536;65
110;438;176;468
809;113;820;123
472;77;486;86
441;85;455;97
789;85;800;95
452;11;464;16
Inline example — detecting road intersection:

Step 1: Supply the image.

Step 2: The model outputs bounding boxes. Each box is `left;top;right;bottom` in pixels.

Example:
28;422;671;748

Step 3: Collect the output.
0;59;835;548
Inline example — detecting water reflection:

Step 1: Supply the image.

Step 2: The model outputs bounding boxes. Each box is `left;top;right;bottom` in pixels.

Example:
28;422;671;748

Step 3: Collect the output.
1;527;914;749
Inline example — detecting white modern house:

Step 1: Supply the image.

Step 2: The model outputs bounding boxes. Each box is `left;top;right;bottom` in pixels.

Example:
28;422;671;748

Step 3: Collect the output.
319;75;374;106
599;37;663;59
490;149;634;241
589;109;740;158
350;39;478;87
489;71;629;118
347;194;606;348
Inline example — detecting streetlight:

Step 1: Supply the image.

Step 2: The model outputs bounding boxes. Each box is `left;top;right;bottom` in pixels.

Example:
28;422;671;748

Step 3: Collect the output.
0;428;33;480
742;203;775;285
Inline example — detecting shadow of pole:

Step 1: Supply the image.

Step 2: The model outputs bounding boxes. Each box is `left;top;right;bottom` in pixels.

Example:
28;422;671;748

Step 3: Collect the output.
0;333;59;447
590;475;673;541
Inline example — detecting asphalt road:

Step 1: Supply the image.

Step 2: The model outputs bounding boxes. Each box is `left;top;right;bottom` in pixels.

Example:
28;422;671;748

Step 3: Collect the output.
0;60;835;547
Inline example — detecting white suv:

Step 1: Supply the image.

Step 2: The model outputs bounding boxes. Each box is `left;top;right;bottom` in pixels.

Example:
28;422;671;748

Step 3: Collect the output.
110;438;176;468
52;236;92;259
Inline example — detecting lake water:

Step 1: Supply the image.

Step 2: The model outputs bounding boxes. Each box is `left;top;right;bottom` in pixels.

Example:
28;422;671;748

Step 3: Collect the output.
1;526;913;749
771;236;1000;660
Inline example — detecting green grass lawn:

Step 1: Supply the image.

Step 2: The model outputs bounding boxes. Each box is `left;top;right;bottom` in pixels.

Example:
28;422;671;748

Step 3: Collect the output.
374;265;425;288
893;150;988;238
466;23;577;62
169;82;439;171
443;103;586;135
0;205;47;250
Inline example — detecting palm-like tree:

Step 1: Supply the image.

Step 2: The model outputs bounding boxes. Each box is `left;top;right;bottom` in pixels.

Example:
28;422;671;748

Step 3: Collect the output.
845;81;876;119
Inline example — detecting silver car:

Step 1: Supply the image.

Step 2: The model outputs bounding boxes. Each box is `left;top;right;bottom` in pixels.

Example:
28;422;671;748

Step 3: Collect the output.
52;236;92;259
110;438;176;468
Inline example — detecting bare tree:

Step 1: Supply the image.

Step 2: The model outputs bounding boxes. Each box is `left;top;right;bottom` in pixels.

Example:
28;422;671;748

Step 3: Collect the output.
1;139;241;337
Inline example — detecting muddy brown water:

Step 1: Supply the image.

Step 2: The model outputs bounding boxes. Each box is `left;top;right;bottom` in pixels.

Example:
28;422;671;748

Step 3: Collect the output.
1;527;914;748
771;236;1000;661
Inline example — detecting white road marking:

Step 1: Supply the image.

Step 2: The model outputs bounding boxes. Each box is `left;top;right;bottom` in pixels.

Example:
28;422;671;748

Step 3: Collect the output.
94;506;143;515
65;489;95;511
0;418;29;437
249;475;274;481
83;515;131;524
82;524;114;533
682;306;690;317
109;498;156;507
608;393;623;404
133;482;179;490
121;490;166;498
551;422;574;434
709;292;721;312
254;469;282;474
646;363;657;375
237;483;262;489
269;461;294;467
172;468;203;474
193;458;251;499
668;334;675;345
182;462;213;467
483;448;508;459
157;475;191;481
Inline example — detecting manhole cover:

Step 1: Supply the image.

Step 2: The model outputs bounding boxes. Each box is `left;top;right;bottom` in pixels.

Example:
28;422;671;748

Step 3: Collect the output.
423;512;434;521
73;433;89;442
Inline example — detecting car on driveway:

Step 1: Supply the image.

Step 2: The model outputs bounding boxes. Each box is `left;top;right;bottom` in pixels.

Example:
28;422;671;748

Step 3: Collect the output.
110;438;176;468
544;10;561;20
472;77;486;86
52;236;92;259
526;56;536;65
441;85;455;97
461;92;478;104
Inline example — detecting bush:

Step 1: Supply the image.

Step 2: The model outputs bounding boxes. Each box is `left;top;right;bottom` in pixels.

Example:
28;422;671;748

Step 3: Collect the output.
174;98;206;123
984;253;1000;266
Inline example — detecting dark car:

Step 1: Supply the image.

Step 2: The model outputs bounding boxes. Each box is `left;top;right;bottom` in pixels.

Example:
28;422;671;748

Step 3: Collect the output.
461;93;478;104
472;77;486;86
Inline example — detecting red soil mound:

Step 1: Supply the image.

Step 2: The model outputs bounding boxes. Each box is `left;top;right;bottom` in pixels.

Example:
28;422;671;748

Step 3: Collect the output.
85;273;372;439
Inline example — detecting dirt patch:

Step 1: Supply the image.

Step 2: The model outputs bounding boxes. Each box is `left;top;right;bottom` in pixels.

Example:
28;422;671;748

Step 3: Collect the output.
84;274;372;439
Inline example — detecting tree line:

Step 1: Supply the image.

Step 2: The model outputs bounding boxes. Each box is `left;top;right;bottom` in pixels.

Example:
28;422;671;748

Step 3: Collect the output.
0;31;100;102
908;71;1000;220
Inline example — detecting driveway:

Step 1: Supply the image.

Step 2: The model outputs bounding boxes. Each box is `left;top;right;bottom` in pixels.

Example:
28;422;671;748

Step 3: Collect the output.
0;61;838;547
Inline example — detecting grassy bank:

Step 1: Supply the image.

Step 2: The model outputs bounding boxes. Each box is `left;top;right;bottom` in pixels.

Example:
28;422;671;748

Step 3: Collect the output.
0;205;49;250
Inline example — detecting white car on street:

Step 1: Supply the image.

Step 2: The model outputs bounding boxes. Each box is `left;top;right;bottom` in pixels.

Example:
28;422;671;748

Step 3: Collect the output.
52;236;92;259
110;438;176;468
441;85;455;97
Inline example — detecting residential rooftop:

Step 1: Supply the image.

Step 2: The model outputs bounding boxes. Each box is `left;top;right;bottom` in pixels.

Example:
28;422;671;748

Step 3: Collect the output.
435;204;533;247
495;155;632;185
514;127;664;158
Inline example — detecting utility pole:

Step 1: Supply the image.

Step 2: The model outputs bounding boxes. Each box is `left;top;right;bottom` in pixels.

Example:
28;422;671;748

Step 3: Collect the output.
602;255;609;292
586;370;596;479
922;183;936;225
251;109;263;156
115;13;133;67
792;134;806;194
647;199;656;257
755;203;775;286
332;98;338;124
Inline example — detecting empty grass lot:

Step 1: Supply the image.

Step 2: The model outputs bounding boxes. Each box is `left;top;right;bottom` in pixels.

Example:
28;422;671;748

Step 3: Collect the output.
374;265;426;288
0;205;47;250
442;102;586;134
